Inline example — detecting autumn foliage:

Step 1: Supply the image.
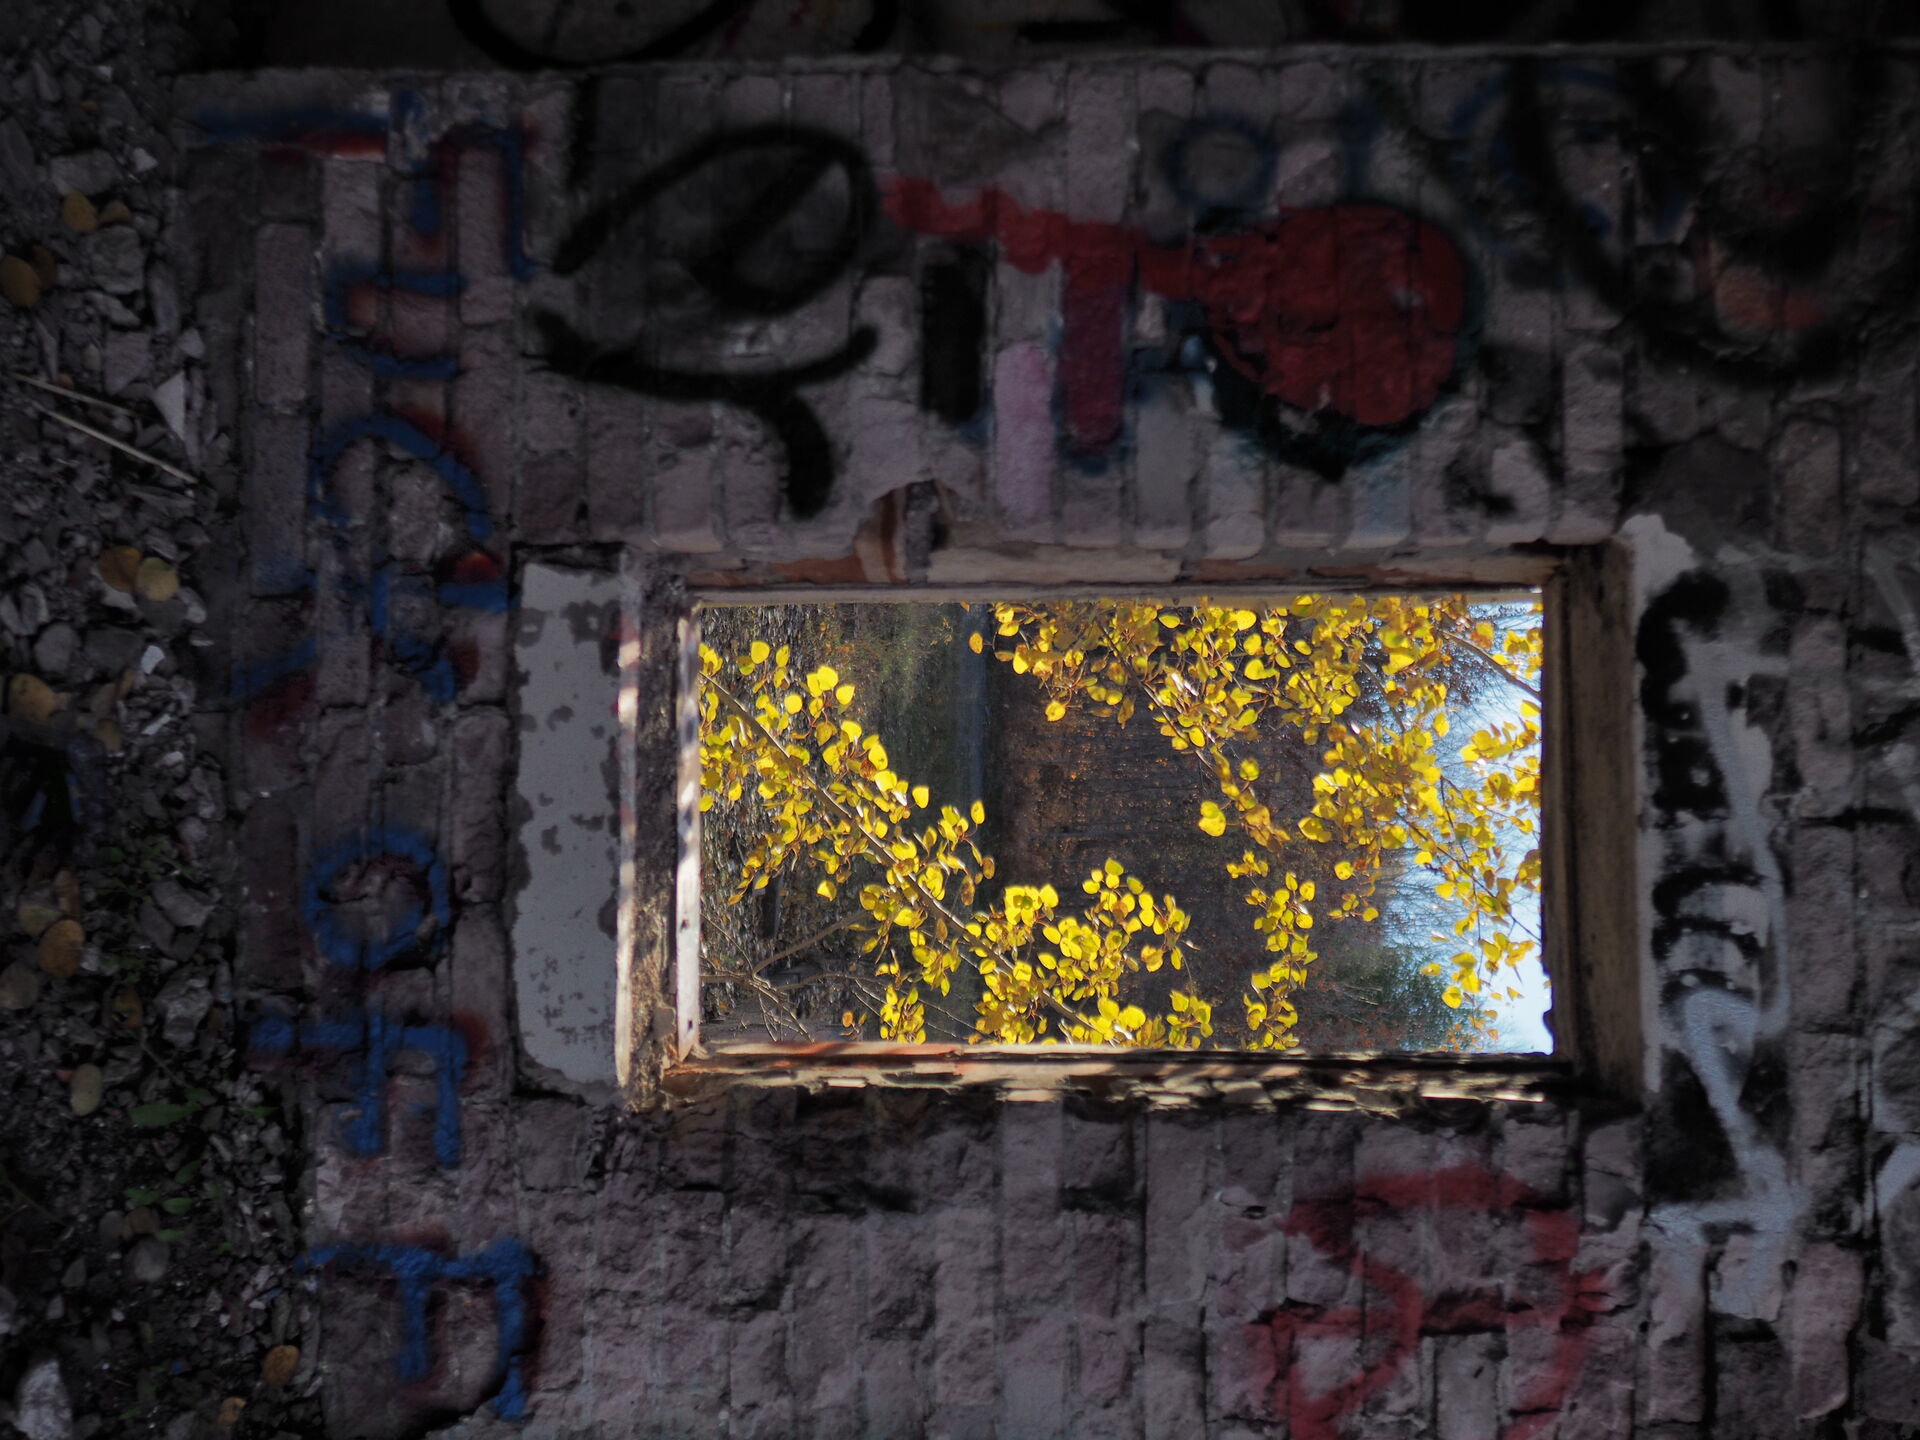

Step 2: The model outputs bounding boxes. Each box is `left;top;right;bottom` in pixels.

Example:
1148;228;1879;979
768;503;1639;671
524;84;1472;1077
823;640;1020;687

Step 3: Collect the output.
699;594;1542;1051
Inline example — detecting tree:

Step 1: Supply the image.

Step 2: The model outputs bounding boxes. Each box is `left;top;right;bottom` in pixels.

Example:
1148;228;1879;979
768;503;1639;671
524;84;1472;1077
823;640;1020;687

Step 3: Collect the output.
698;593;1541;1051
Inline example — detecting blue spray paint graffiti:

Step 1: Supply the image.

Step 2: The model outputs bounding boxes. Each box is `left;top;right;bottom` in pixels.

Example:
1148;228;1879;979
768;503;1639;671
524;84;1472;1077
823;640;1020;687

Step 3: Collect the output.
298;1239;537;1418
303;826;452;970
251;1010;470;1167
209;94;523;717
190;105;390;155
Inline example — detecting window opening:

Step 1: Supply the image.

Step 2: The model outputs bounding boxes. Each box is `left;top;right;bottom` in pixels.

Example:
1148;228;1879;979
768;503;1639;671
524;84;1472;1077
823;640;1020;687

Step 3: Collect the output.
692;592;1548;1055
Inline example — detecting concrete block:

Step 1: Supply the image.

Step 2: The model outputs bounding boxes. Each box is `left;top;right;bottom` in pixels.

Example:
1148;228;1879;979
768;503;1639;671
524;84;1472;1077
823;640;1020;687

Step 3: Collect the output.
252;223;313;411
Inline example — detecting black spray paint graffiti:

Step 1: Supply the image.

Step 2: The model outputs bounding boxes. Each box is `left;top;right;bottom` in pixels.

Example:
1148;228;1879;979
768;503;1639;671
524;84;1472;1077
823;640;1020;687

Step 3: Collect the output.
1636;563;1798;1316
1384;53;1920;384
447;0;896;66
1505;56;1915;383
537;125;878;519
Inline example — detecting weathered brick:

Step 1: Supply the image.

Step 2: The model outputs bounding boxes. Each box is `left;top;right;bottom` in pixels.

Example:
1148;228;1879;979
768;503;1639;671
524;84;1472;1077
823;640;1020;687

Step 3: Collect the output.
252;223;314;411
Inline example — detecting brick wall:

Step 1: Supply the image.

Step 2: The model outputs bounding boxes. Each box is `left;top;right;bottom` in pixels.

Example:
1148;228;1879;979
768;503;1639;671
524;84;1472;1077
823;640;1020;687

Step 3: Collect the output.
183;51;1920;1437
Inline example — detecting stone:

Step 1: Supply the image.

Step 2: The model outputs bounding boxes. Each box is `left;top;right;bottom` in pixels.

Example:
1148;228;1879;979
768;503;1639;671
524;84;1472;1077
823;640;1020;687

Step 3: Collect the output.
31;622;77;677
11;1354;72;1440
151;879;214;931
49;150;116;195
83;626;142;673
152;371;187;442
0;584;49;635
153;968;211;1047
0;119;34;198
83;226;144;295
125;1237;169;1284
102;330;149;395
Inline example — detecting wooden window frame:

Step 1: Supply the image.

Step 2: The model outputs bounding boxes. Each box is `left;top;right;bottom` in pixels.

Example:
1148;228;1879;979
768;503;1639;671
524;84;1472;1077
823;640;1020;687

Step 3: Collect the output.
619;546;1639;1112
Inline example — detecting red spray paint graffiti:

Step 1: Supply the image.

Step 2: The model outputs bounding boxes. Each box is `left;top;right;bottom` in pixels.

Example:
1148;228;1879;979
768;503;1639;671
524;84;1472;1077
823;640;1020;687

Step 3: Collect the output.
884;177;1470;456
1267;1165;1607;1440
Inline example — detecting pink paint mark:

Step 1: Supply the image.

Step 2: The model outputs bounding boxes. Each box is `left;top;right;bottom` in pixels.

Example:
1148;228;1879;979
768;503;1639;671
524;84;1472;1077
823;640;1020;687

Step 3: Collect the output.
885;177;1469;438
992;343;1054;530
1265;1166;1607;1440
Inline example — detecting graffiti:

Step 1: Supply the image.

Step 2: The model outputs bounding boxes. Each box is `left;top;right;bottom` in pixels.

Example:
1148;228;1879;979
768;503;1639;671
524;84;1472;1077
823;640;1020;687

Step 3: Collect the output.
919;247;990;426
252;1010;471;1167
1494;56;1917;380
1161;114;1278;218
446;0;896;66
1308;0;1648;43
298;1239;537;1419
1264;1165;1605;1440
211;104;522;718
885;177;1472;474
537;125;879;518
391;111;536;283
1635;552;1799;1317
191;104;389;157
303;827;453;971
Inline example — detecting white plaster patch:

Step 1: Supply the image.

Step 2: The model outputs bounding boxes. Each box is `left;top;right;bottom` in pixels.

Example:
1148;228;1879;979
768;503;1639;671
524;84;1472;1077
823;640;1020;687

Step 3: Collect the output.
511;563;621;1091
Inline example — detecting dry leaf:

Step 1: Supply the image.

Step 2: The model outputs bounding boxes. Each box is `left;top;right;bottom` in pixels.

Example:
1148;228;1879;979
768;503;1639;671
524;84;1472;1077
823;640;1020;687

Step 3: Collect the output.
216;1397;246;1429
135;556;179;603
36;917;83;978
0;960;40;1012
61;191;99;234
99;199;133;226
260;1344;299;1388
30;244;57;289
8;673;62;722
98;546;141;592
0;254;39;308
16;899;59;938
95;717;122;753
70;1063;103;1116
109;985;143;1031
126;1205;158;1235
54;869;80;916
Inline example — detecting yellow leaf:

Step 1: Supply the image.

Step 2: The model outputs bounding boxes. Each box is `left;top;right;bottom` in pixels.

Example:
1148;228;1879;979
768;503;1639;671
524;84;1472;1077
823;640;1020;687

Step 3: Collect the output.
1045;700;1066;722
1197;802;1226;838
817;880;837;899
969;632;984;653
835;683;855;705
912;785;930;808
749;641;770;664
971;800;985;823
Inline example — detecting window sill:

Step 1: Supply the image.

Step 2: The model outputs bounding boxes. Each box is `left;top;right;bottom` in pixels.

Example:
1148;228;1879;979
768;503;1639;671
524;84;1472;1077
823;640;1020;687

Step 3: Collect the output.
660;1041;1584;1112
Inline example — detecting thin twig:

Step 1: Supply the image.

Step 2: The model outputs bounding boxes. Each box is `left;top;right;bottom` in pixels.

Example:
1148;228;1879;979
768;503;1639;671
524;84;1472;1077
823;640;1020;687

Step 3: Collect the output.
755;915;859;971
23;399;200;488
1443;628;1543;702
6;369;143;419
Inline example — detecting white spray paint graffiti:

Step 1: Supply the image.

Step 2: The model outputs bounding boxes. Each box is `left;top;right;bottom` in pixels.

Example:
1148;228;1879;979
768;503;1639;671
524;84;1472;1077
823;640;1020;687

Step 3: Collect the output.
1865;543;1920;1265
1626;516;1799;1321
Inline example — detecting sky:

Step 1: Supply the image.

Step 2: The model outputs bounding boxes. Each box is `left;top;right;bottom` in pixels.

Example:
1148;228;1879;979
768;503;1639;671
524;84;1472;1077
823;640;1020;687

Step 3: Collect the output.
1459;598;1553;1054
